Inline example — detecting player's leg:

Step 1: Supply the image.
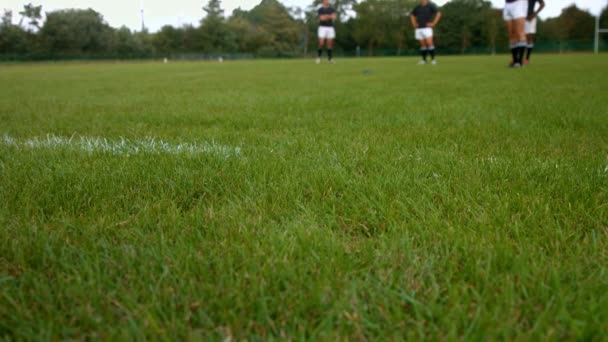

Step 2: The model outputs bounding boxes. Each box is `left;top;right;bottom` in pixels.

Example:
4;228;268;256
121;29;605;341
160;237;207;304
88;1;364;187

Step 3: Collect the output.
426;35;436;64
525;18;536;63
525;34;534;63
420;40;428;64
416;30;428;64
510;0;528;66
317;34;325;64
505;5;523;67
327;28;335;62
507;20;518;66
514;17;527;65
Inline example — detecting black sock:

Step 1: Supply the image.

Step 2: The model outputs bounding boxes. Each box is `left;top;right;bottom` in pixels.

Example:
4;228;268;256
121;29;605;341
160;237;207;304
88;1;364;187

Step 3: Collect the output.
421;49;428;61
511;47;517;63
517;46;526;64
318;48;323;58
327;49;333;61
526;46;533;60
428;47;435;60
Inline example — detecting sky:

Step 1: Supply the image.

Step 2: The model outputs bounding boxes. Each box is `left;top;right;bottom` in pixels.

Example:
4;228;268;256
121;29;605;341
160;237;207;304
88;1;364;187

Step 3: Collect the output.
3;0;607;32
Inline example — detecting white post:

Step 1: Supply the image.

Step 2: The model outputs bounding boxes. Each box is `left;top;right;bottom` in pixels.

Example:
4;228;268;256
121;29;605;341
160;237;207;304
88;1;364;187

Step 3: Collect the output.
596;15;600;54
140;0;145;32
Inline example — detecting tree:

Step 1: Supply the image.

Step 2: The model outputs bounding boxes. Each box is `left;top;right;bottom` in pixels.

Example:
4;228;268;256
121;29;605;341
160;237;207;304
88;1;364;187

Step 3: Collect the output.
238;0;301;56
384;0;417;55
303;6;320;54
483;8;507;54
1;10;13;28
179;24;201;52
436;0;493;53
199;0;229;52
40;9;114;55
353;0;391;55
18;3;42;31
204;0;224;18
225;16;271;53
132;30;156;55
112;26;147;56
0;10;30;55
540;4;595;51
351;0;431;55
154;25;185;54
559;5;595;41
601;5;608;45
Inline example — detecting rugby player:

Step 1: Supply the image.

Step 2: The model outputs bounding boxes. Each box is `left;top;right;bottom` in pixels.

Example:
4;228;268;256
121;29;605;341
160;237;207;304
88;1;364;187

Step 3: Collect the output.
524;0;545;64
317;0;337;64
410;0;442;65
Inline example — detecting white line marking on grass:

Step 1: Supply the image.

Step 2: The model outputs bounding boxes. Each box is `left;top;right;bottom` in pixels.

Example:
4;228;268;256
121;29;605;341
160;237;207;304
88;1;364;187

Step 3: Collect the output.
2;134;242;158
2;135;17;146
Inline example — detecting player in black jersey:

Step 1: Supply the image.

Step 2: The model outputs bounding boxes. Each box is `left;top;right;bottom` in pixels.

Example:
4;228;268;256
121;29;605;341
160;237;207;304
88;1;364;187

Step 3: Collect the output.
410;0;441;65
317;0;337;64
503;0;528;67
524;0;545;64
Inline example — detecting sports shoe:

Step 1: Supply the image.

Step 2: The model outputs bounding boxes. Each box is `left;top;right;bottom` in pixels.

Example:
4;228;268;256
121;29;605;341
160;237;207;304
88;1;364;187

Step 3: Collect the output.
509;62;521;68
523;59;529;65
431;60;437;65
315;58;321;64
417;60;427;65
328;59;335;64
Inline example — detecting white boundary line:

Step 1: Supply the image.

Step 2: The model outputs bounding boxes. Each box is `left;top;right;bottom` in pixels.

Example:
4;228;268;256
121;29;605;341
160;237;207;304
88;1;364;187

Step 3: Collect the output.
2;134;242;158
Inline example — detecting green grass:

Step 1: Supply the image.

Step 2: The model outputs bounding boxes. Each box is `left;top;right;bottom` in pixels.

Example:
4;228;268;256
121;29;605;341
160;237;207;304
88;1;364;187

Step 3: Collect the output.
1;54;607;340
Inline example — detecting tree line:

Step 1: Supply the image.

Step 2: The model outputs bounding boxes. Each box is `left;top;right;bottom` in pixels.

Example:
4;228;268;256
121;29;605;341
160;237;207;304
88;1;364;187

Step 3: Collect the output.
1;0;606;60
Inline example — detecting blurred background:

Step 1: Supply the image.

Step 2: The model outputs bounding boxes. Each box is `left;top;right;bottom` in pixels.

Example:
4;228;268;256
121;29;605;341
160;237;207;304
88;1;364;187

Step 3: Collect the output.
1;0;607;61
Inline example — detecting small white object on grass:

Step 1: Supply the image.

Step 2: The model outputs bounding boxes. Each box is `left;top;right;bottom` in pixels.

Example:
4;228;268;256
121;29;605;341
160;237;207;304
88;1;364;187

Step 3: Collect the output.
218;57;224;63
163;57;168;64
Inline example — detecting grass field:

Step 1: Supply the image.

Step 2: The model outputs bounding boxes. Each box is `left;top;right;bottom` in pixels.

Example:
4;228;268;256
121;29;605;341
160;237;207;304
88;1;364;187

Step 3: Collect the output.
1;54;607;339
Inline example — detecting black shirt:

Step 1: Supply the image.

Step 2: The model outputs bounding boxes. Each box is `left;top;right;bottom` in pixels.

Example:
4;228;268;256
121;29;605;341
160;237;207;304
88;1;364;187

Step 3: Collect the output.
412;3;439;28
318;6;336;27
528;0;544;17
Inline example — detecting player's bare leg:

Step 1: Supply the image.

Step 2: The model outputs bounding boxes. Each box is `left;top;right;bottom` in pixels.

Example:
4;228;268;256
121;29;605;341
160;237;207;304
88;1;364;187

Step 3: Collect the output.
507;19;525;67
507;20;516;65
514;18;526;66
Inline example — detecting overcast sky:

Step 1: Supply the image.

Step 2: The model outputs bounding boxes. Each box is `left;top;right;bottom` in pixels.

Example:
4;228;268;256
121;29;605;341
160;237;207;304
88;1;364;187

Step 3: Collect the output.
3;0;607;32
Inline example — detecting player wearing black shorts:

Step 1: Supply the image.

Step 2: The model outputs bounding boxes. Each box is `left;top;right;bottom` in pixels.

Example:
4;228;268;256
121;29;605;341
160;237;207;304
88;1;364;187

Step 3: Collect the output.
524;0;545;64
317;0;337;64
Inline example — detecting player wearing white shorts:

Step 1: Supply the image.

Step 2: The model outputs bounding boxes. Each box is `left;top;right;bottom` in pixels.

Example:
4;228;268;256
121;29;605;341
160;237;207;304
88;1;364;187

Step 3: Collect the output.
410;0;441;65
317;0;337;64
503;0;528;67
524;0;545;64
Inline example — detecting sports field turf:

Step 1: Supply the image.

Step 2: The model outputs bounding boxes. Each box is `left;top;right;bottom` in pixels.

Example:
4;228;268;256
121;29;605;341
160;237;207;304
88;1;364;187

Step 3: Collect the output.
1;54;607;339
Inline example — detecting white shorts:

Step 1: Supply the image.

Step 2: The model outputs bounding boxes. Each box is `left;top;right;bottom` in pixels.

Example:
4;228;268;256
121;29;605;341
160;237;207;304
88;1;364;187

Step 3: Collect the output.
415;28;433;41
525;18;537;34
503;0;528;20
318;26;336;40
